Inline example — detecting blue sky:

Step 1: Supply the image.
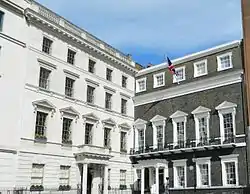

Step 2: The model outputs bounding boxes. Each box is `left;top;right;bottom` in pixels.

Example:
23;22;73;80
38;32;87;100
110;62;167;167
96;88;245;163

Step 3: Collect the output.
36;0;242;66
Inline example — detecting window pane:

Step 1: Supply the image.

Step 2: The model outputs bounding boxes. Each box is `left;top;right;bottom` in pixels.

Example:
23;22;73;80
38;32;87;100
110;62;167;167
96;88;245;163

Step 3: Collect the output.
42;37;52;54
220;55;231;69
62;118;72;143
199;164;209;186
177;122;184;147
223;113;234;143
120;132;127;151
0;11;4;31
104;128;111;147
122;76;127;88
198;117;208;145
120;170;126;185
67;49;76;65
65;77;74;97
138;129;144;149
39;67;51;89
87;86;95;104
176;166;185;187
35;112;48;137
225;162;236;185
105;93;112;109
88;59;95;73
85;123;93;144
156;125;164;148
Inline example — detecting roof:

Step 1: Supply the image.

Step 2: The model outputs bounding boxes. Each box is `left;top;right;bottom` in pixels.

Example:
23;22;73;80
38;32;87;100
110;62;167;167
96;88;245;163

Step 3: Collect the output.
136;40;241;77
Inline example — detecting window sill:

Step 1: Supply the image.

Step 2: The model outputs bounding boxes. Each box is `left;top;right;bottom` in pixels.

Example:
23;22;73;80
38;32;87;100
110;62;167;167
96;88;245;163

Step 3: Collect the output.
62;140;72;147
30;185;44;192
105;108;113;112
59;185;71;191
34;137;47;144
87;102;96;107
38;87;51;93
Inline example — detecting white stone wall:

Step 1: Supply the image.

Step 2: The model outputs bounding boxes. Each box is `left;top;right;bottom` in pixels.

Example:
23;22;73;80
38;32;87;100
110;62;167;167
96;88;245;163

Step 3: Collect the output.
0;0;27;189
0;0;136;190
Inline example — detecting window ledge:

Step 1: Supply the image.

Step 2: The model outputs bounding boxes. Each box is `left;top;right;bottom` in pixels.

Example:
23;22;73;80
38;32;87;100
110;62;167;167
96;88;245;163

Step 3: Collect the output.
34;137;47;144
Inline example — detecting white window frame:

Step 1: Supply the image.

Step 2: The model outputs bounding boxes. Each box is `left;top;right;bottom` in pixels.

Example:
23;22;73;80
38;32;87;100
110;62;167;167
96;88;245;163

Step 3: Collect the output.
173;159;187;188
173;66;185;83
193;59;208;77
215;101;237;144
191;106;211;146
134;119;147;151
150;115;166;149
219;154;239;186
194;157;211;187
31;163;44;186
217;52;233;71
170;111;188;147
136;77;147;93
153;72;165;88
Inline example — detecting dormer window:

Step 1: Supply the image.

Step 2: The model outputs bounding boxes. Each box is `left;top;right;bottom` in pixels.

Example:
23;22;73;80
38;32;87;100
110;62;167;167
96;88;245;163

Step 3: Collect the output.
217;52;233;71
153;72;165;88
136;77;146;93
194;60;207;77
173;67;185;83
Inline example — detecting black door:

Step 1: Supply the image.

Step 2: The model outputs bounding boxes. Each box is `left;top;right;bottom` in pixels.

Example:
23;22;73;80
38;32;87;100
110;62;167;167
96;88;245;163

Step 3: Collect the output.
87;169;93;194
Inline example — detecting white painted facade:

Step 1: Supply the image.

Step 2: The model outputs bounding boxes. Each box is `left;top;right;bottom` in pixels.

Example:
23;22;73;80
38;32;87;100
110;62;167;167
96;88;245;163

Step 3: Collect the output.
0;0;137;193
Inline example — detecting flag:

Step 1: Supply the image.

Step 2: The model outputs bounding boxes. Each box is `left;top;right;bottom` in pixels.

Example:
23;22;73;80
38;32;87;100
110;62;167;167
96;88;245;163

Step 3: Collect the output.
165;55;180;84
166;56;176;75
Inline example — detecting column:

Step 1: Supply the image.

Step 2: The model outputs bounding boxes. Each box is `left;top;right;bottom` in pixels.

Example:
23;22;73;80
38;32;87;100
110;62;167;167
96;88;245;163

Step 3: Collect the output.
103;165;108;194
164;166;169;185
82;163;88;194
141;168;144;194
148;168;152;188
155;166;159;194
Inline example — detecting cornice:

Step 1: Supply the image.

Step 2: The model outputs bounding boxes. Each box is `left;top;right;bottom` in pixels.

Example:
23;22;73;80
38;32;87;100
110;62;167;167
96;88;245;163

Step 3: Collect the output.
134;70;243;107
0;32;26;48
1;0;24;16
24;6;137;74
137;40;241;76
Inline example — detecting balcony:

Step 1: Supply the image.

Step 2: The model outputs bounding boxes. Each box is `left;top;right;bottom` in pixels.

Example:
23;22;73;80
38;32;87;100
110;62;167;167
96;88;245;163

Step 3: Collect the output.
77;144;110;155
130;136;243;158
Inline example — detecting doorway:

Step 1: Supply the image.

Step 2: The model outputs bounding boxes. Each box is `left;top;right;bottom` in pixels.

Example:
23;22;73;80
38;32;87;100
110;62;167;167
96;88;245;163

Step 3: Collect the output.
87;168;93;194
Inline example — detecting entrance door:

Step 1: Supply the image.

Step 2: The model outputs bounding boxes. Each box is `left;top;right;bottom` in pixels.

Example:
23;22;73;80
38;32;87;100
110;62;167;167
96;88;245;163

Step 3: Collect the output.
159;169;164;193
87;168;93;194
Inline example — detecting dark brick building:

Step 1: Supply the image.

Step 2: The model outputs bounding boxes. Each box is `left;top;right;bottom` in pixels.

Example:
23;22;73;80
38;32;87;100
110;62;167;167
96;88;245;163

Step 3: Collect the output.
130;41;249;194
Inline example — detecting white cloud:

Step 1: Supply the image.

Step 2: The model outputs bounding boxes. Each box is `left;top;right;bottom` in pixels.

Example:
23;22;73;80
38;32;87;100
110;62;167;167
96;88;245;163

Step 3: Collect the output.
36;0;242;60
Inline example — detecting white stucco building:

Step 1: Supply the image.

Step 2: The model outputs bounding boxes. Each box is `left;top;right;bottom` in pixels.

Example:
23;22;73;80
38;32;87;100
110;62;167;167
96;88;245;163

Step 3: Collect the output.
0;1;137;193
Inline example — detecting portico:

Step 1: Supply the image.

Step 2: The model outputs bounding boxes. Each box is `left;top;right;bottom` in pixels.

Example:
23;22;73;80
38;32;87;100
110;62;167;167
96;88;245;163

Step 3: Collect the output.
133;159;168;194
75;144;113;194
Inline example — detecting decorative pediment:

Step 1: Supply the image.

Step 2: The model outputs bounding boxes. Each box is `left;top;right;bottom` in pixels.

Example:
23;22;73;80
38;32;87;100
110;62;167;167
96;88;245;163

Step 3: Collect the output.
59;106;80;118
191;106;211;115
102;118;116;126
170;110;188;119
215;101;237;110
82;113;99;122
119;122;131;130
134;118;147;126
150;115;167;123
32;99;56;112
